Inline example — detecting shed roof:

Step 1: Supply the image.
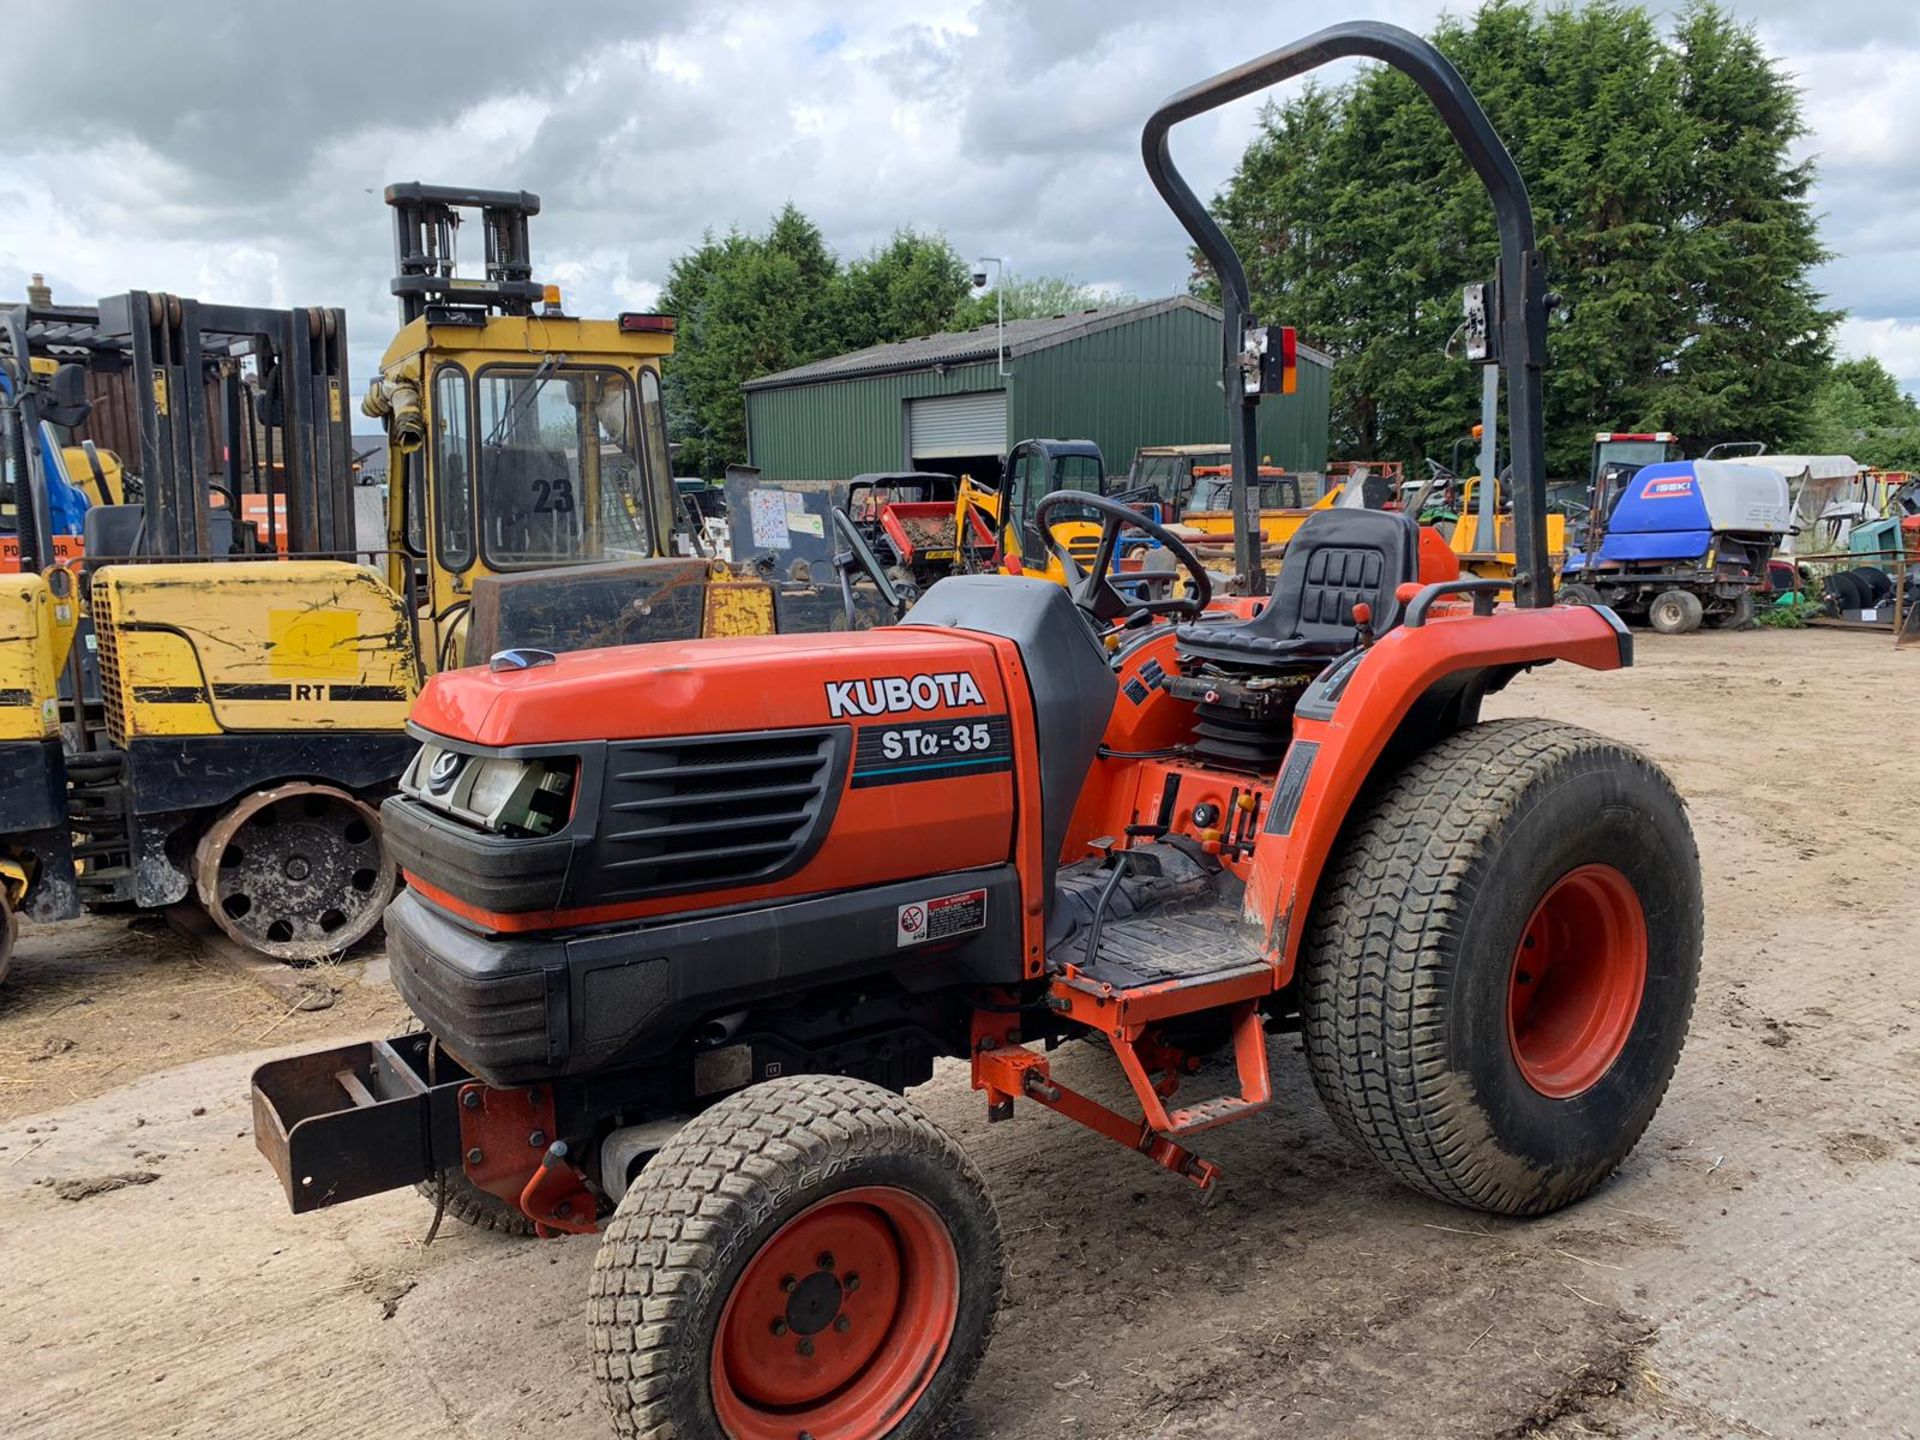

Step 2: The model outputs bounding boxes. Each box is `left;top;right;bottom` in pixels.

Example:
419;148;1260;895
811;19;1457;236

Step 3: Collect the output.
743;295;1331;392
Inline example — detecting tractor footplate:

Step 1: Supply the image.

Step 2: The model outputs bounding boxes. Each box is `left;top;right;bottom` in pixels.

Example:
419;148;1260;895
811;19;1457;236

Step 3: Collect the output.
1046;901;1276;1034
1049;901;1268;987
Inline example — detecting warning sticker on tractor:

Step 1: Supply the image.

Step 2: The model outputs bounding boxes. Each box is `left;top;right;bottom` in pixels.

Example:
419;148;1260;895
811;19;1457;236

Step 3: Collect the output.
896;888;988;947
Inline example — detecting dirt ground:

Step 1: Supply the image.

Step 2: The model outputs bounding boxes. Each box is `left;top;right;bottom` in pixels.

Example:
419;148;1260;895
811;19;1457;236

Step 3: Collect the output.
2;627;1915;1440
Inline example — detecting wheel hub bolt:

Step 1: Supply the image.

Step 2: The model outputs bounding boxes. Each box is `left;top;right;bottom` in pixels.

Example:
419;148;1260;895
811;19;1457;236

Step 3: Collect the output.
770;1318;788;1336
797;1337;815;1357
284;856;312;881
844;1273;860;1292
816;1252;835;1270
781;1275;797;1294
833;1315;851;1333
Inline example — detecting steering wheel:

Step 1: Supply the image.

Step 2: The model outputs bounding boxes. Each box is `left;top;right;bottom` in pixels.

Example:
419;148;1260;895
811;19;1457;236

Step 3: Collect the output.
1031;490;1212;625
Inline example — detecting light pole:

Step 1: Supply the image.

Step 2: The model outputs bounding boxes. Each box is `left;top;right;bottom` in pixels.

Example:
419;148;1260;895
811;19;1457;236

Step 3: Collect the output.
971;258;1008;378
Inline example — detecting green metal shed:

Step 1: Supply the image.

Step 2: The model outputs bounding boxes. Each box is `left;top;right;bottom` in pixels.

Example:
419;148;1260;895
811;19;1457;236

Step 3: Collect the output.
741;296;1331;486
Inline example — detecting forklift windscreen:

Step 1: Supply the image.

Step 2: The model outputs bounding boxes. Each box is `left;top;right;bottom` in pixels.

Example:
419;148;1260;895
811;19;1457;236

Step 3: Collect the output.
474;365;662;568
1596;439;1672;472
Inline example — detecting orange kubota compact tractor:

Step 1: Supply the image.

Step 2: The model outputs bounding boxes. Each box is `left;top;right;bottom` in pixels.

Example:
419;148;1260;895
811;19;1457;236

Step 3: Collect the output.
253;24;1702;1439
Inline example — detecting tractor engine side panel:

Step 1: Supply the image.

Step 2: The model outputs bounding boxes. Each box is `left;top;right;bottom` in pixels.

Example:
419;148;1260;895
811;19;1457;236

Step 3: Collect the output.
385;628;1034;1081
400;628;1024;933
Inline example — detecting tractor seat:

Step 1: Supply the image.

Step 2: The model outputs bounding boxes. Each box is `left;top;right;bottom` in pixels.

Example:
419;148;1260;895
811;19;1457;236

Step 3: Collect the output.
1174;507;1420;670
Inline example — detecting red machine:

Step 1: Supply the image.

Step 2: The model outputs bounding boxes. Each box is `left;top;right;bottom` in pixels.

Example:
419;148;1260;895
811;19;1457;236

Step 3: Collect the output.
252;24;1702;1439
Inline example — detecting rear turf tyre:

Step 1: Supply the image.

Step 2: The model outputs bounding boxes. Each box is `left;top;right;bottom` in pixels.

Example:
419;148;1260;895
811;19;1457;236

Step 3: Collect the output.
1707;591;1756;630
1648;588;1704;634
1300;718;1702;1216
589;1075;1003;1440
414;1169;537;1237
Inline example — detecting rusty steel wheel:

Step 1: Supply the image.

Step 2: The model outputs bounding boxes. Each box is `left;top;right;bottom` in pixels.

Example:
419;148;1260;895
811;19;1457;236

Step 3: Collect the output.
194;782;396;962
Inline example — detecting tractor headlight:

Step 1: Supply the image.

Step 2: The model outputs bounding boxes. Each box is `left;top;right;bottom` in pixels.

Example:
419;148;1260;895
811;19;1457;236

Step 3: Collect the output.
403;743;576;837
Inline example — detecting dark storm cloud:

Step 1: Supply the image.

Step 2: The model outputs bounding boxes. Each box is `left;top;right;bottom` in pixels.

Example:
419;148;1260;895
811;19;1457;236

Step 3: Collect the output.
0;1;1915;390
0;2;683;199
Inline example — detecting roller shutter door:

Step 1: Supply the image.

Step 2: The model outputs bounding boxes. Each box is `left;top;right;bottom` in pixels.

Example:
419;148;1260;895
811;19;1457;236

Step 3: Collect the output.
907;391;1007;458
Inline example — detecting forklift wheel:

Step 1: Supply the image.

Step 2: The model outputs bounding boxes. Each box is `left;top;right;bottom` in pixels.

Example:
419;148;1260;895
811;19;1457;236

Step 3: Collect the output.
1301;718;1701;1216
1648;589;1704;634
414;1170;537;1238
589;1075;1003;1440
1706;592;1756;630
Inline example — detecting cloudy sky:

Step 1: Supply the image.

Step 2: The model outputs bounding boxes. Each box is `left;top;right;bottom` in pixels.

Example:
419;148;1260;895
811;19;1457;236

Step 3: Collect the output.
2;1;1914;399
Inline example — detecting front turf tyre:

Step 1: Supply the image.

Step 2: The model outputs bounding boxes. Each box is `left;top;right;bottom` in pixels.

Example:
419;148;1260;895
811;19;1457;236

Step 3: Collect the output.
1648;588;1703;634
590;1075;1003;1440
414;1169;537;1237
1300;718;1702;1217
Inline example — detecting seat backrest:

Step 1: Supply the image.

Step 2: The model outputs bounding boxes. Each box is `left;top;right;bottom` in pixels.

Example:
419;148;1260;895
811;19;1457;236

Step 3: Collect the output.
82;503;146;559
1266;507;1420;640
81;502;238;559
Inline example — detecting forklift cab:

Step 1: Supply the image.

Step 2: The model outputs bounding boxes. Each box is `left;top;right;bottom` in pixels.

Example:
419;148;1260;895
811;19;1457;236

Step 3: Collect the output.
1588;433;1680;518
371;186;683;671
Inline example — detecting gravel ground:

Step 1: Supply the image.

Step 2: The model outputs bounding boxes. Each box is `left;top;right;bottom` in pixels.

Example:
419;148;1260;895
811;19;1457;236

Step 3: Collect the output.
0;626;1914;1439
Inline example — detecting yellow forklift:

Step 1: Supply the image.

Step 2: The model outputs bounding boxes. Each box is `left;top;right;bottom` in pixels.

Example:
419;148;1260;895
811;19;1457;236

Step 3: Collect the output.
0;186;885;972
2;288;422;963
362;185;861;671
0;331;85;980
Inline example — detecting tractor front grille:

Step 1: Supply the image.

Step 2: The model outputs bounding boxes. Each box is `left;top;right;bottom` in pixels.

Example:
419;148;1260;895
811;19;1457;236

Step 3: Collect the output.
587;727;847;902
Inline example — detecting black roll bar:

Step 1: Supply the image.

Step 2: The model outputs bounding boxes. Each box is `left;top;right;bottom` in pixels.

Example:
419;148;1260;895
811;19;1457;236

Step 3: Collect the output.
1142;21;1553;608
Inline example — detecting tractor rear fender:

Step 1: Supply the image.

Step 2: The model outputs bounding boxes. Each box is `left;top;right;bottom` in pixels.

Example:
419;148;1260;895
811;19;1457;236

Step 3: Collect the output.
1244;603;1631;975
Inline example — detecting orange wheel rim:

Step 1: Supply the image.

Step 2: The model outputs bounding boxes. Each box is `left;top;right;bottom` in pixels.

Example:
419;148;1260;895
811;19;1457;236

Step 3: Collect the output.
712;1186;959;1440
1507;863;1648;1098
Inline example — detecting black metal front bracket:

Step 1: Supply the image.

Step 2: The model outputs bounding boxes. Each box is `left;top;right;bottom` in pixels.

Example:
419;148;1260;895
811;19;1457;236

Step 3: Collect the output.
1142;22;1553;608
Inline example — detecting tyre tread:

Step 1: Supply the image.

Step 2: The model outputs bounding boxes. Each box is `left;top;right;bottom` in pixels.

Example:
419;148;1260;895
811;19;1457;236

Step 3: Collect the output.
414;1171;538;1237
588;1074;1003;1438
1300;717;1699;1216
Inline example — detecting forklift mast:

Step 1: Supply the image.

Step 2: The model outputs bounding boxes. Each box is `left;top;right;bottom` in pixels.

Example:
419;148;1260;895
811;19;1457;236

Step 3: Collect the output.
385;183;545;325
0;309;56;573
92;293;355;560
1142;21;1555;609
